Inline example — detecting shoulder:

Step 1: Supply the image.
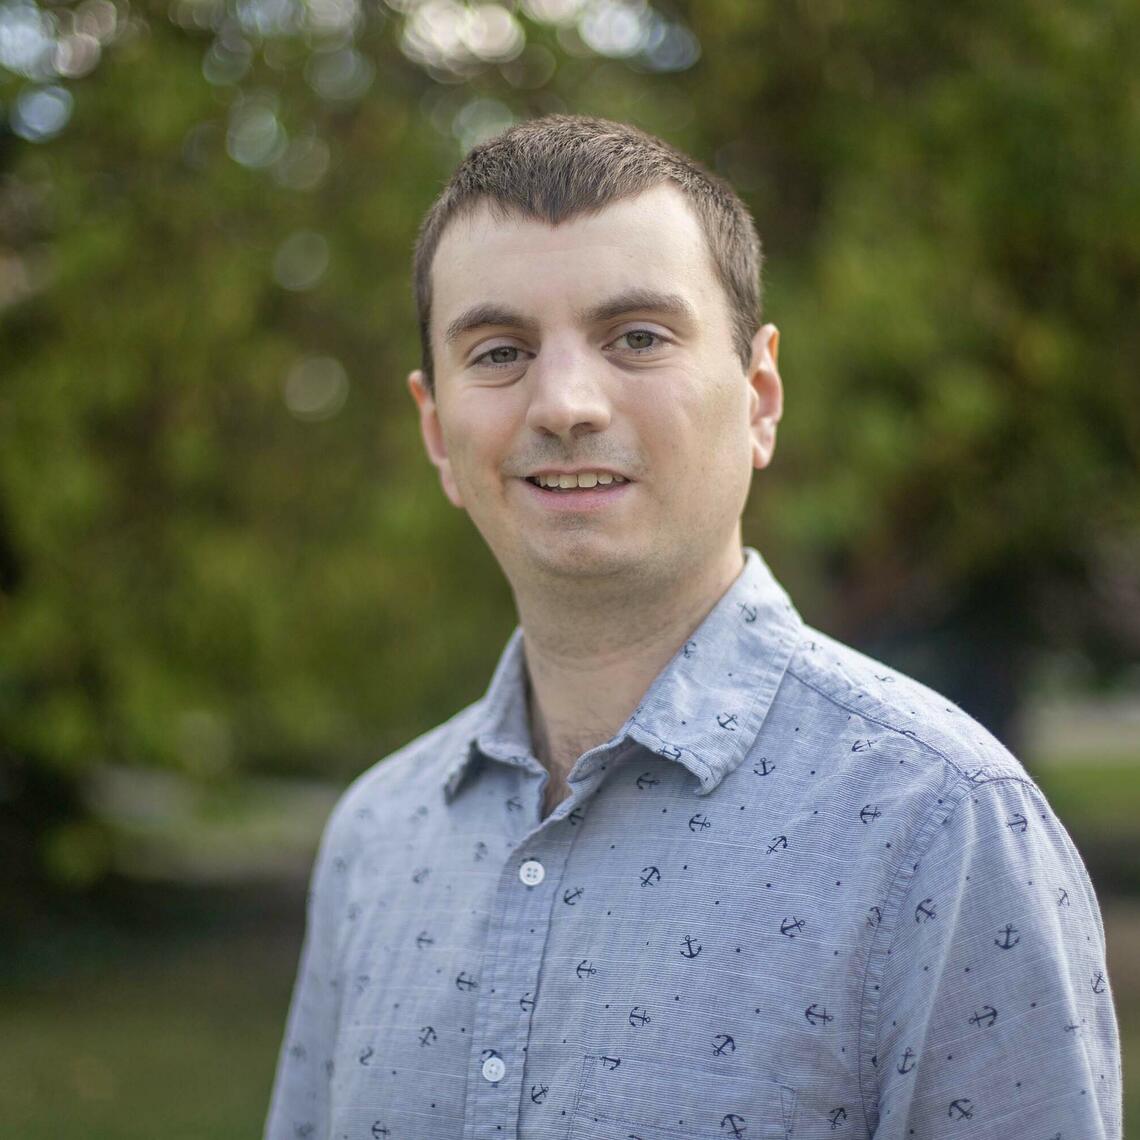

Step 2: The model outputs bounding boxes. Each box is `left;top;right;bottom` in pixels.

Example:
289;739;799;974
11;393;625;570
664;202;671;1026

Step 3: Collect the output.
783;625;1030;791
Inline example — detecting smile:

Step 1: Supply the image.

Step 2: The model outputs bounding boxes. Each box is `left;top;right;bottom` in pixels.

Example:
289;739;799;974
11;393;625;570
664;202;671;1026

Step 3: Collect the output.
526;472;629;490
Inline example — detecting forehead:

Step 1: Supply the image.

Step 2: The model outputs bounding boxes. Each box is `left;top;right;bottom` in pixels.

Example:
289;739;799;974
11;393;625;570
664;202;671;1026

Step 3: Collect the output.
429;184;725;335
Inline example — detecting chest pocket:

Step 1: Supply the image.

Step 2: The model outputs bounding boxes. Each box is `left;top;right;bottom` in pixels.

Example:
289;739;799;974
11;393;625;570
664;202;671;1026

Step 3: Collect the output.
568;1052;797;1140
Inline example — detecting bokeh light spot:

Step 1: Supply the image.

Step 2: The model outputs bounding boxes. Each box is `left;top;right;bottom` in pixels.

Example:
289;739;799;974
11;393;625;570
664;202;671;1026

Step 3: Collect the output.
304;46;374;101
273;229;330;290
272;133;331;190
10;83;72;141
452;96;513;150
227;96;288;167
578;0;648;58
284;355;349;420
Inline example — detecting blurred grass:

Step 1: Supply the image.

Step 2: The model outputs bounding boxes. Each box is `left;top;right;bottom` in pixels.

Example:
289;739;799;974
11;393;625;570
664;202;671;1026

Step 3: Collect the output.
1;756;1136;1137
0;883;302;1140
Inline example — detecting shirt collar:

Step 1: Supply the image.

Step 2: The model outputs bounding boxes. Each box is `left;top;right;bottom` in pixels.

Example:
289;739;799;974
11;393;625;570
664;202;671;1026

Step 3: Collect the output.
442;547;803;801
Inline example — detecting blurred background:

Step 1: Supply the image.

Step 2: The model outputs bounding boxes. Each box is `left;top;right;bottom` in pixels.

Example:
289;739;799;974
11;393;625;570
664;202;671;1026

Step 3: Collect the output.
1;0;1138;1134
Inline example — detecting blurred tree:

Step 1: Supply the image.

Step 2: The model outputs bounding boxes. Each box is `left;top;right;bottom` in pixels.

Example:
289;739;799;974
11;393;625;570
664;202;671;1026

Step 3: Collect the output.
1;0;1137;908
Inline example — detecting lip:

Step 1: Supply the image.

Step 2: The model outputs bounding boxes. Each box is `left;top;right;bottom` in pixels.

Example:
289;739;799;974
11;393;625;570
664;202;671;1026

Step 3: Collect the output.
517;476;633;513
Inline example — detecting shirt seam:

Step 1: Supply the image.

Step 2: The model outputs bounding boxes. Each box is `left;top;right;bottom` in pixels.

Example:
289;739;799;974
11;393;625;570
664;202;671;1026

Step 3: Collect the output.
857;773;1044;1130
787;663;971;777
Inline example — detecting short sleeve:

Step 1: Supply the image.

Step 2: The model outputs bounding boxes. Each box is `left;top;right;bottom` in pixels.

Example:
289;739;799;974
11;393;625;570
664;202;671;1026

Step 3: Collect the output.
869;776;1121;1138
263;805;352;1140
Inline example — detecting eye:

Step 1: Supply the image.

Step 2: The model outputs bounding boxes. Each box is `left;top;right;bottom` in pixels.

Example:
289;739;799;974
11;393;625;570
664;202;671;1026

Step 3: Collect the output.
613;329;662;352
475;345;522;367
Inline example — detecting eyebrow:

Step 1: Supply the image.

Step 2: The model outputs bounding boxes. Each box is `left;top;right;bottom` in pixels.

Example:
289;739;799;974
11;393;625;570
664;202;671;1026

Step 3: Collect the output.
442;289;697;347
578;288;697;327
444;304;538;347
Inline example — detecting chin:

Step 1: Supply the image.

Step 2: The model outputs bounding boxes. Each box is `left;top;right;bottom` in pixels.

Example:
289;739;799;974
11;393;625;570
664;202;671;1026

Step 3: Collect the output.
520;536;644;581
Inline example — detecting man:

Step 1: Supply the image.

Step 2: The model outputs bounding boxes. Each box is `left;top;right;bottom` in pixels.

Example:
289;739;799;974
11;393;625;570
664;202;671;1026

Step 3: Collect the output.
265;117;1121;1139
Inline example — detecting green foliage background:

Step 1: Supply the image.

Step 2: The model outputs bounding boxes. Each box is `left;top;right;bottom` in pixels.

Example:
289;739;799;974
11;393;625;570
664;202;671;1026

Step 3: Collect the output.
1;0;1138;898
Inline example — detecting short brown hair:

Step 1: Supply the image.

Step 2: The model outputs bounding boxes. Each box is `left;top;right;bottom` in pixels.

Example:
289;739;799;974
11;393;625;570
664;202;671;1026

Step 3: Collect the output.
412;115;763;393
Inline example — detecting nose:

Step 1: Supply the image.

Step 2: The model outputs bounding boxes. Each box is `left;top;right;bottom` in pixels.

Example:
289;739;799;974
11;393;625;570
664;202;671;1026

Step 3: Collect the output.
524;344;612;440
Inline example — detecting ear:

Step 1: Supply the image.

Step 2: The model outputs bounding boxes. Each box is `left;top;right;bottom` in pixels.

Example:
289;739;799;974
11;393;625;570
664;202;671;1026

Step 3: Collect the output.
746;323;783;470
407;370;464;508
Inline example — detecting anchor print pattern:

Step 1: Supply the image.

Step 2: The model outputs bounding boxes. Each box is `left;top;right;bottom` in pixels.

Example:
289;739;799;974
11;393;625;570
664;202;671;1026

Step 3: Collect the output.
265;550;1120;1140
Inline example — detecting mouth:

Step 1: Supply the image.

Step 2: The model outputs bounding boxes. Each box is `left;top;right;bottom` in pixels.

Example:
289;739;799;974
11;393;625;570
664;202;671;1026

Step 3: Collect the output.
524;471;631;492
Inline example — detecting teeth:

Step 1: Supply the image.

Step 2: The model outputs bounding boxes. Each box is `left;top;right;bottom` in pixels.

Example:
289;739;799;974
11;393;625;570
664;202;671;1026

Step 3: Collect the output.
533;471;626;489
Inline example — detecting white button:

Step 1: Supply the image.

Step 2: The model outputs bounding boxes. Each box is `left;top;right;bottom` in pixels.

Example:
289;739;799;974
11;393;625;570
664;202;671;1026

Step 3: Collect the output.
518;859;545;886
482;1055;506;1083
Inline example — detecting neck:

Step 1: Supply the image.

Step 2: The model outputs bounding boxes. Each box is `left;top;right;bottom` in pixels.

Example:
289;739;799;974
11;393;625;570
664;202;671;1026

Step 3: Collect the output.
515;541;746;790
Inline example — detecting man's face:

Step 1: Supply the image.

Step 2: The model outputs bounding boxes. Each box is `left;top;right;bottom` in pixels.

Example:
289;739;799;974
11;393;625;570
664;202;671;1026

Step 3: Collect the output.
409;183;782;593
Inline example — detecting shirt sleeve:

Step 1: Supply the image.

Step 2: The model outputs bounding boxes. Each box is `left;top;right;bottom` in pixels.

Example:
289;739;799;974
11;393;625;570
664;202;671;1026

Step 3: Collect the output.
869;774;1122;1139
263;807;351;1140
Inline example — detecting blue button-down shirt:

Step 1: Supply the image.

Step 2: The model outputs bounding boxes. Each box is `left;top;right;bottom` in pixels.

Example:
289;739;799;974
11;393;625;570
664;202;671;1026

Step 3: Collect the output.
264;549;1121;1139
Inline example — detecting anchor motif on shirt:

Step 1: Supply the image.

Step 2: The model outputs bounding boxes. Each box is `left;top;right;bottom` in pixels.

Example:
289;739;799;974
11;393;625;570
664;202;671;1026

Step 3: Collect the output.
738;603;758;623
713;1034;736;1056
994;924;1019;949
1006;814;1028;833
568;806;586;826
354;806;373;821
721;1112;747;1137
455;971;479;991
474;841;488;861
680;936;703;958
563;887;584;905
418;1025;436;1047
640;866;661;886
753;758;775;776
628;1006;651;1027
410;803;428;823
829;1107;847;1129
875;673;895;683
506;795;522;812
780;916;806;938
969;1006;998;1028
948;1099;974;1120
1064;1019;1084;1035
519;992;535;1012
415;931;434;949
289;1043;307;1060
851;739;874;753
866;906;883;928
1092;972;1106;994
659;745;683;761
576;960;597;979
966;767;990;784
689;813;712;832
530;1083;548;1104
353;974;370;995
859;804;882;823
915;898;937;923
600;1055;621;1070
412;866;430;883
805;1004;834;1026
717;713;739;731
370;1123;390;1139
1056;887;1070;906
636;772;660;790
897;1047;916;1074
767;835;788;854
358;1046;374;1066
683;640;697;658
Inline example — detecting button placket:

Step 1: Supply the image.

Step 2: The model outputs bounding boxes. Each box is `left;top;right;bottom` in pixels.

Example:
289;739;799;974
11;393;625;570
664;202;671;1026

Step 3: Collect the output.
462;828;575;1140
